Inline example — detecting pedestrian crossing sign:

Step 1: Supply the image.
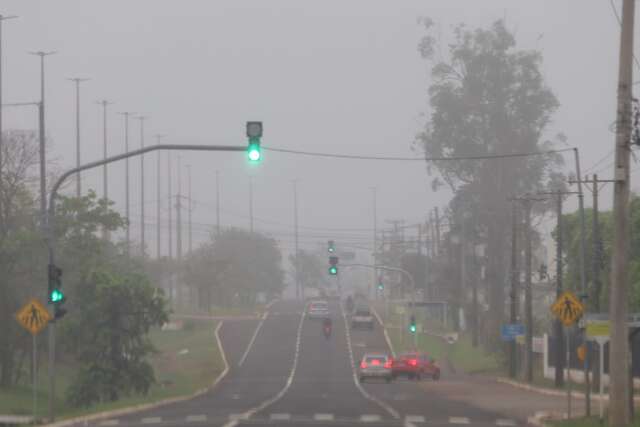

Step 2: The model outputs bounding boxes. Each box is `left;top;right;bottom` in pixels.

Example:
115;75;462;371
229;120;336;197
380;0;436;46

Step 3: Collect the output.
551;291;584;327
15;298;52;335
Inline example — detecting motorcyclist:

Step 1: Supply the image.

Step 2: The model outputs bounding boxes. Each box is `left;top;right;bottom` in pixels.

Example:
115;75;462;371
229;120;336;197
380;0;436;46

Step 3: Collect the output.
322;317;332;337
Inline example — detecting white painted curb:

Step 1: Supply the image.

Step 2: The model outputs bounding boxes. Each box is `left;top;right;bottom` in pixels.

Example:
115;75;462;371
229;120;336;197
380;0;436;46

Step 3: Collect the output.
43;321;231;427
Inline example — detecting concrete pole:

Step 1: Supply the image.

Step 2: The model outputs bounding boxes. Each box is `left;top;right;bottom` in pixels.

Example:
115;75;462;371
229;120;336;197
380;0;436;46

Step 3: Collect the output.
293;180;299;300
509;201;519;379
249;175;254;233
554;193;565;387
610;1;635;424
524;199;533;383
186;164;192;254
118;112;134;257
155;135;165;259
216;170;220;235
136;116;148;257
67;78;89;198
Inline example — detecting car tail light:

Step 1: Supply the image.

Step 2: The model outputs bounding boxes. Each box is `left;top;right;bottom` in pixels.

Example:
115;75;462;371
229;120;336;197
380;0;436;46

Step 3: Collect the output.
409;359;418;366
384;360;392;369
371;359;381;366
360;361;367;369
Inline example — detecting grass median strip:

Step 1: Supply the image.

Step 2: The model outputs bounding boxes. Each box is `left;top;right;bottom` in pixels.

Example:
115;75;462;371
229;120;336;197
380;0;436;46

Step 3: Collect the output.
0;319;223;421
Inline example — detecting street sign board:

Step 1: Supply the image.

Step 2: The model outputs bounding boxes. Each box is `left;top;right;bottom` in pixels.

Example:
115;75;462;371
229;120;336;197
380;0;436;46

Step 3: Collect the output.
15;298;52;335
501;323;525;341
551;291;584;326
586;320;610;338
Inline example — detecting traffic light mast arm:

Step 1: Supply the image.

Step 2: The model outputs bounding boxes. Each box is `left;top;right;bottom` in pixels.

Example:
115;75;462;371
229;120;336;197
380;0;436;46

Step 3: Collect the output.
46;143;246;265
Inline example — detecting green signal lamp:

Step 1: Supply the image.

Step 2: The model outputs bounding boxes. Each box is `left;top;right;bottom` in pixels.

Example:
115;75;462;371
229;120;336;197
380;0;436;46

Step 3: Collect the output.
329;266;338;275
50;288;65;303
247;138;262;163
409;315;417;334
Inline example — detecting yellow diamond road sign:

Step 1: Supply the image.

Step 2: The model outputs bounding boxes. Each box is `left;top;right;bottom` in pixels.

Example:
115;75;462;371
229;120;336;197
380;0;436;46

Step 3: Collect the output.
15;298;52;335
551;291;584;327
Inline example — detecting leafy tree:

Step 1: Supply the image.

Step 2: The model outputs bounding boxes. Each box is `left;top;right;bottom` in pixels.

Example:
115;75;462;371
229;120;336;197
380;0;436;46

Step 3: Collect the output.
289;249;325;292
414;19;565;343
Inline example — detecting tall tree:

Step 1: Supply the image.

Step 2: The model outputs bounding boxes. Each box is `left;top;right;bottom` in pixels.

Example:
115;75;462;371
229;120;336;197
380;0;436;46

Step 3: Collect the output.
415;19;564;343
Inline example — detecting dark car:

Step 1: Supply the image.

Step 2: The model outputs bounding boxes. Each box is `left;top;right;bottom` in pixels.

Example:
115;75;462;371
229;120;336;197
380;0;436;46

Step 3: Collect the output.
390;352;441;381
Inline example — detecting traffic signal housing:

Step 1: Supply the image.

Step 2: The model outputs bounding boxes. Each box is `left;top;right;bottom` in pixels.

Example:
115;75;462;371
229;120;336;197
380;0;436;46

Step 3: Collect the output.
246;121;263;163
409;315;417;334
377;277;384;291
328;240;335;253
48;264;67;320
328;255;339;276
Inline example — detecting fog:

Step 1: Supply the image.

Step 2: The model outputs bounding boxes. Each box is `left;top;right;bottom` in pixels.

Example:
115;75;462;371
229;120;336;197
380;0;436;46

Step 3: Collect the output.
2;0;631;258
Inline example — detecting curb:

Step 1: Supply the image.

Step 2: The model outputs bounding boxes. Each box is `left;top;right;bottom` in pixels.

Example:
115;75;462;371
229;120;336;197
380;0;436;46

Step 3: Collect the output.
497;377;640;403
43;321;231;427
527;410;564;427
371;307;395;357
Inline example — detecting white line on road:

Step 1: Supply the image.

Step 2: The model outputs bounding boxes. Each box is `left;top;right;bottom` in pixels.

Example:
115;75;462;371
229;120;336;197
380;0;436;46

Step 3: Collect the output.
360;414;382;422
222;307;306;427
238;306;271;367
341;304;400;419
269;413;291;421
449;417;470;424
496;419;517;426
314;413;334;421
405;415;426;423
98;421;120;426
228;413;249;421
186;415;207;422
371;306;395;357
141;417;161;424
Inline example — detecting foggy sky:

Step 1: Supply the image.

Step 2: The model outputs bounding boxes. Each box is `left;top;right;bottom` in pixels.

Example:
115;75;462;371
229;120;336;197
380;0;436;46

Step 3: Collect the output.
2;0;633;262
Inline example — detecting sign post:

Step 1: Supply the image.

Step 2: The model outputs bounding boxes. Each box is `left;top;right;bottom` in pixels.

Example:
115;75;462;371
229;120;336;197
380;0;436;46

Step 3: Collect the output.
551;291;585;420
586;320;610;421
15;298;52;422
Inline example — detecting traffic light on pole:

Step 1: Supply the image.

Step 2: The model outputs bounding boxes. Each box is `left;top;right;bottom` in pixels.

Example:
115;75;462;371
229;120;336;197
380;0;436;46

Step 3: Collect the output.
328;240;335;253
246;121;263;163
409;315;417;334
48;264;68;320
328;255;339;275
377;277;384;291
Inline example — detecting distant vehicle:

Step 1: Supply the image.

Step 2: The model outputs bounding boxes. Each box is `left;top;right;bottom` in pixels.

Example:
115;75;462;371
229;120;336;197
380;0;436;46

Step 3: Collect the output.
390;352;441;381
322;317;332;338
308;300;330;319
351;305;374;330
358;353;393;383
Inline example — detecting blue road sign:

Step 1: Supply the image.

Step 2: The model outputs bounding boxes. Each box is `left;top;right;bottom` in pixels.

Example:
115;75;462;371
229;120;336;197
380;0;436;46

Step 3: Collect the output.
501;323;525;341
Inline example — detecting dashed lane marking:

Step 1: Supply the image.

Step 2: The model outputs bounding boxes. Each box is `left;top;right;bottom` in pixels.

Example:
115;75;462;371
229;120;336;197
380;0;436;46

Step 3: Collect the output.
314;413;334;421
496;419;517;426
141;417;161;424
98;421;119;426
405;415;426;423
360;414;382;422
238;307;270;367
186;415;207;422
228;413;249;421
269;413;291;421
449;417;470;424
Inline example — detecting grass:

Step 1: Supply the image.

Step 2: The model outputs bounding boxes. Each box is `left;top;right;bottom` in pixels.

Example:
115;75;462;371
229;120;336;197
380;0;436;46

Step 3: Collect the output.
173;304;265;318
0;319;223;421
449;334;501;374
549;416;640;427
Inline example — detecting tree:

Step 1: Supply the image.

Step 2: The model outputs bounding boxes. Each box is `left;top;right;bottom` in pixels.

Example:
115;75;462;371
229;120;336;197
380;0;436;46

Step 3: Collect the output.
414;19;565;344
289;249;325;292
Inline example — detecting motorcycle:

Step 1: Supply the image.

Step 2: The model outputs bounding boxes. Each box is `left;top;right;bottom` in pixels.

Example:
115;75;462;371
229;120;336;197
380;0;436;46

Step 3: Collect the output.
323;319;332;339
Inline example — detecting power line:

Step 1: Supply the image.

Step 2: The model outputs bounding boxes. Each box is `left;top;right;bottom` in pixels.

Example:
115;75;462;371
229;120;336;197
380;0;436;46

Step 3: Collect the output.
263;146;574;162
584;149;615;174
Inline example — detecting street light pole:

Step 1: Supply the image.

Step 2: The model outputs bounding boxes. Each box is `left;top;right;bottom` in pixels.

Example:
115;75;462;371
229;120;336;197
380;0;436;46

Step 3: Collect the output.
118;112;135;257
135;115;148;257
67;78;89;198
293;180;299;300
155;134;165;259
216;170;220;235
371;187;377;300
186;164;192;255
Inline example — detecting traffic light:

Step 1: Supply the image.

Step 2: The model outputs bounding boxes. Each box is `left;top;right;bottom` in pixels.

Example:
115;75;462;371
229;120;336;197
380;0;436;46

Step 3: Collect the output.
409;315;417;334
246;121;262;163
377;278;384;291
329;255;339;275
48;264;67;320
328;240;335;253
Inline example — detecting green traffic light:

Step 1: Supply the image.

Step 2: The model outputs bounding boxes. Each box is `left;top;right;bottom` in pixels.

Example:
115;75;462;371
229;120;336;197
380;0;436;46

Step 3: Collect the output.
409;323;416;333
378;283;384;291
50;288;65;303
329;266;338;275
247;138;261;163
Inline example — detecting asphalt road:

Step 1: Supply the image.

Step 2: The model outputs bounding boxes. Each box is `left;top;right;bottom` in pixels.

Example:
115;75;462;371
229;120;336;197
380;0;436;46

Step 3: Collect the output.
84;300;527;427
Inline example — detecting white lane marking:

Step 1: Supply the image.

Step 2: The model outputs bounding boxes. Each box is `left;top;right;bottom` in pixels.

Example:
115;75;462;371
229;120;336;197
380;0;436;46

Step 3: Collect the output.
186;415;207;422
314;413;334;421
449;417;470;424
141;417;161;424
213;321;230;387
341;304;400;419
360;414;382;422
269;413;291;421
98;421;119;426
496;419;517;426
228;413;249;420
221;307;306;427
371;306;395;357
405;415;426;423
238;309;270;367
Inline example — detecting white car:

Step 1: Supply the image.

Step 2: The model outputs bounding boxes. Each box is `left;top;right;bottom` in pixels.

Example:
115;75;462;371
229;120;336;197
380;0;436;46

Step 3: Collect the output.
352;306;374;330
307;300;330;319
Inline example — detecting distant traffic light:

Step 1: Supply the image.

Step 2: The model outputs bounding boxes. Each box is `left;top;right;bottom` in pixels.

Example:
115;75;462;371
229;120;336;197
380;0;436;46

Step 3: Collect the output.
246;121;263;163
329;255;339;276
409;315;417;334
328;240;335;253
377;278;384;291
48;264;68;320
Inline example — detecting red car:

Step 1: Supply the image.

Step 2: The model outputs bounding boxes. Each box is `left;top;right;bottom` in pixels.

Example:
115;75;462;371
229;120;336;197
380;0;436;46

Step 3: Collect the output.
390;352;441;381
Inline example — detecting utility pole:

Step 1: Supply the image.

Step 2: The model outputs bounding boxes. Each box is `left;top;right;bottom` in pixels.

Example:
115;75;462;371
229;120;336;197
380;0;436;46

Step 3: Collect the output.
186;164;192;254
216;170;220;235
0;14;18;232
372;187;378;300
293;180;300;300
249;175;254;233
167;152;173;301
155;134;165;259
555;193;565;388
136;115;148;257
610;1;634;421
29;49;57;422
434;207;441;255
118;112;134;257
509;201;519;378
67;77;89;198
97;99;112;241
176;156;183;305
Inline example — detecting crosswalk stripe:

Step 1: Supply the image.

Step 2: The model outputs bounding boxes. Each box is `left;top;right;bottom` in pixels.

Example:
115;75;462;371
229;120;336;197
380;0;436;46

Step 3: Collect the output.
496;419;517;426
449;417;470;425
141;417;161;424
186;415;207;422
270;413;291;420
405;415;426;423
314;413;334;421
360;414;382;422
98;421;119;426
